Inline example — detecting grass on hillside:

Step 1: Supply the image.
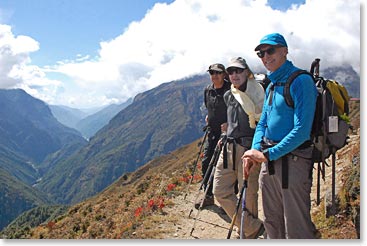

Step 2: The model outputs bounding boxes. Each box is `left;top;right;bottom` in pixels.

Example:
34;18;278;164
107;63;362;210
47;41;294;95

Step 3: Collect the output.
26;141;202;239
7;99;360;239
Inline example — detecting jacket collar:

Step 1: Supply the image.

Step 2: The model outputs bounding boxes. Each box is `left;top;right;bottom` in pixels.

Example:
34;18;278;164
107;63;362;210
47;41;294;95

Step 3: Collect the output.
267;60;294;82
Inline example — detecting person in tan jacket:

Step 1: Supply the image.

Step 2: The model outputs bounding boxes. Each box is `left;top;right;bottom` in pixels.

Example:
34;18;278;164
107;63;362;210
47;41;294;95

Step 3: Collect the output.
213;57;265;239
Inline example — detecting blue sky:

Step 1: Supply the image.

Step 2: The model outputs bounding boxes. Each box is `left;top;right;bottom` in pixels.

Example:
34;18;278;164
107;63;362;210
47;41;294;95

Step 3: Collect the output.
0;0;361;108
0;0;301;67
0;0;175;66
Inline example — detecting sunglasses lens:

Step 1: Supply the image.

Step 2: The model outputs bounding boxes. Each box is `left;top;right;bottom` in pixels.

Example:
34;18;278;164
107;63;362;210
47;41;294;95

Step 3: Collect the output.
257;51;265;58
228;68;244;75
209;70;222;75
257;47;277;58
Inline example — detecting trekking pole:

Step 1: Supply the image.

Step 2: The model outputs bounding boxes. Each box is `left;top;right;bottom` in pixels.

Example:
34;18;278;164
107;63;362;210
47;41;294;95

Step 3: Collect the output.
189;163;217;236
239;180;248;239
188;142;221;217
331;150;337;215
183;126;209;200
310;58;320;77
316;161;321;205
189;140;224;236
227;179;247;239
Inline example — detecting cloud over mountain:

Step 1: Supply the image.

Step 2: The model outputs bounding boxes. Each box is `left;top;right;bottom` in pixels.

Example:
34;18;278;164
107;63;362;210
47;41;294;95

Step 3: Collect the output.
0;0;361;108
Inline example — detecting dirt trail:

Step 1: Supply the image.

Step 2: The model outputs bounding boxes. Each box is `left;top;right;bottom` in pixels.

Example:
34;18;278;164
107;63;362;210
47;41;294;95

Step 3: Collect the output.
158;181;264;239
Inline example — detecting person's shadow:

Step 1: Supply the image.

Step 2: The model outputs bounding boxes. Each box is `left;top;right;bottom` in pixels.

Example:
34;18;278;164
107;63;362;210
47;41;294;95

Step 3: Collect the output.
206;204;231;223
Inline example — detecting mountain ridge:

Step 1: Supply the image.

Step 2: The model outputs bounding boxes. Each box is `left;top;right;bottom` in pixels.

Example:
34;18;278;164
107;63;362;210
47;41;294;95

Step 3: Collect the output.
75;98;133;139
0;65;359;232
2;116;359;239
0;88;87;230
35;75;209;205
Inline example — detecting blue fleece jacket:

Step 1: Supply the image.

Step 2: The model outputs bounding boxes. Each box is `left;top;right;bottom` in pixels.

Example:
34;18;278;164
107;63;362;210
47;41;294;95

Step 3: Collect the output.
252;60;318;161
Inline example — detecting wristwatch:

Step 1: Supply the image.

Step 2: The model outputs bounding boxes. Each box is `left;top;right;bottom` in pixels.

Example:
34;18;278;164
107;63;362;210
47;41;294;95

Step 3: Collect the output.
263;149;270;161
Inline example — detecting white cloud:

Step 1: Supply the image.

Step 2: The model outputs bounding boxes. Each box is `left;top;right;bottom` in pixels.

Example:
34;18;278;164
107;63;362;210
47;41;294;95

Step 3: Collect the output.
0;24;62;103
0;0;361;108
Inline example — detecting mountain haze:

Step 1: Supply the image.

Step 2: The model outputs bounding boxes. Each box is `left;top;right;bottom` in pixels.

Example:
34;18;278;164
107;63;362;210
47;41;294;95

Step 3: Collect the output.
49;105;89;130
35;75;209;204
75;98;133;139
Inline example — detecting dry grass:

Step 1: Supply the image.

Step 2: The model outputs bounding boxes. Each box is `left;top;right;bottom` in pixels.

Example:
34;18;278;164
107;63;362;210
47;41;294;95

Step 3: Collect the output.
26;101;360;239
27;141;202;239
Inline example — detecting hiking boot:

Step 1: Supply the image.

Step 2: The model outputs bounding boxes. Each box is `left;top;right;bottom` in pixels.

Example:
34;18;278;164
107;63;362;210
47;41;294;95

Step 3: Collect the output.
234;224;266;239
194;195;214;209
254;224;266;239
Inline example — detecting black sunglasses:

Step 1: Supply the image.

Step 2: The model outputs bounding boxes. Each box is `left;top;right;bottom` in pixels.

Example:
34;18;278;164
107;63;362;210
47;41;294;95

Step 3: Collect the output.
209;70;223;75
227;67;245;75
256;46;277;58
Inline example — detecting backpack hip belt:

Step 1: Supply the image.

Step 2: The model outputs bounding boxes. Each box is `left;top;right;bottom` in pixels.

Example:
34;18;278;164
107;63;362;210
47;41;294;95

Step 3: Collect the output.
261;137;309;189
260;137;277;180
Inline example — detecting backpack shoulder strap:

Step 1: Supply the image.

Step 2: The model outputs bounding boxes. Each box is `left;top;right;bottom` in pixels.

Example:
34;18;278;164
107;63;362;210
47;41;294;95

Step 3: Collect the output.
261;75;271;90
204;84;211;108
223;89;232;106
284;70;314;108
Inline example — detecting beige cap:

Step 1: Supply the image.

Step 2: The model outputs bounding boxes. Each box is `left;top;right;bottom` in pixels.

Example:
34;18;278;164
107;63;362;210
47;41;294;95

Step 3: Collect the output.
227;57;248;69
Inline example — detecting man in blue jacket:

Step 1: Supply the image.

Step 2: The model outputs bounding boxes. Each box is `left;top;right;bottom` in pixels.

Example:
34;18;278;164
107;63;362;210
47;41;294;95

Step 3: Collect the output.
242;33;318;239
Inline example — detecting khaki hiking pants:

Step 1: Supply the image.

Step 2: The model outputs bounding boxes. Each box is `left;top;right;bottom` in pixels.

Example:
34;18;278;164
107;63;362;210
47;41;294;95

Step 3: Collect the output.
260;154;317;238
213;142;263;238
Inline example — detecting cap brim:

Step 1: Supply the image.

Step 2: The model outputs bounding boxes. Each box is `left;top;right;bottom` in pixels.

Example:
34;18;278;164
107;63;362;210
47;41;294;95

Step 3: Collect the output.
208;68;224;72
227;63;246;69
254;41;279;51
